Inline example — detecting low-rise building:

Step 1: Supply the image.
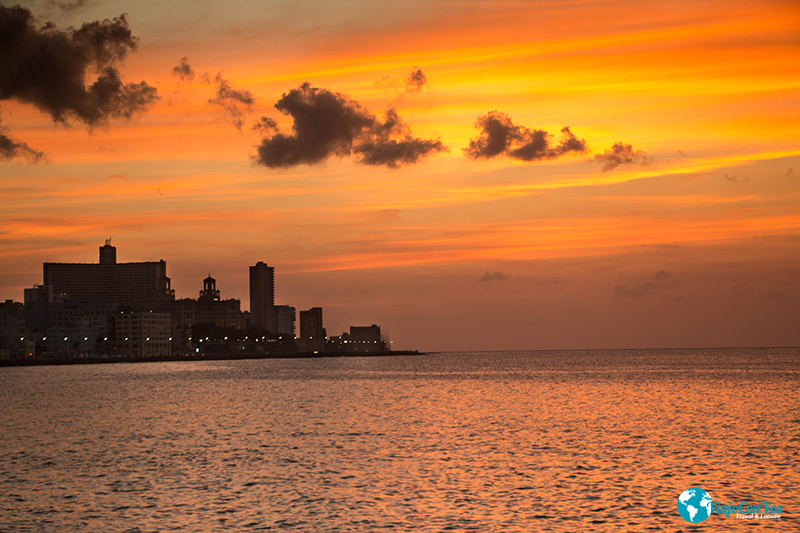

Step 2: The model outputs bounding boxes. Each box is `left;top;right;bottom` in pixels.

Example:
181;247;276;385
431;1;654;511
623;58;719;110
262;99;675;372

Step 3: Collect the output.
328;324;387;353
0;300;28;359
45;317;105;356
276;305;296;338
115;312;171;357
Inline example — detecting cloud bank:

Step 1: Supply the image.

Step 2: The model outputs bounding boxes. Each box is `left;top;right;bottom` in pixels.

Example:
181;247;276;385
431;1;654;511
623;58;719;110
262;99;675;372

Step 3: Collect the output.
255;83;447;169
464;111;587;161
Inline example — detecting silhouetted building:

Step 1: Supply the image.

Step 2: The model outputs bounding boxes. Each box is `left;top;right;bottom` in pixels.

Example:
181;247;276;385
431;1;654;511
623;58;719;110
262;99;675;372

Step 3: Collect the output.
115;312;171;357
24;284;53;304
276;305;295;338
156;275;175;300
197;276;242;327
199;275;220;301
46;316;107;356
45;301;117;329
328;324;387;353
349;325;385;350
250;262;276;331
19;243;398;358
299;307;325;352
23;284;53;334
145;275;244;333
0;300;28;359
170;322;192;355
42;240;167;305
145;297;194;353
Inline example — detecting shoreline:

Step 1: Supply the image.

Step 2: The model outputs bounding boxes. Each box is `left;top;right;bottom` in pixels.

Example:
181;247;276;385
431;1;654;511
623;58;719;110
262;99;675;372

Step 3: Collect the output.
0;350;423;367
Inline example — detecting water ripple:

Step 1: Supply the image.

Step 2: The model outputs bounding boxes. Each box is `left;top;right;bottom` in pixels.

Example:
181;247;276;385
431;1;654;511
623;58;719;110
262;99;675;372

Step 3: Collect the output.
0;348;797;531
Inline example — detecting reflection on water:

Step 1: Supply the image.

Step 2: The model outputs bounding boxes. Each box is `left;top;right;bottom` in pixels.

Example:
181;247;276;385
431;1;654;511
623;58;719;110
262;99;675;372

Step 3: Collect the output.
1;349;798;531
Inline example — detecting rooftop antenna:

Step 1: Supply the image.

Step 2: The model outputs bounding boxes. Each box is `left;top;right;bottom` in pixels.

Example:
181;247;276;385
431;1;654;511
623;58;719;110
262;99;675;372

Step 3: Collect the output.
105;238;112;246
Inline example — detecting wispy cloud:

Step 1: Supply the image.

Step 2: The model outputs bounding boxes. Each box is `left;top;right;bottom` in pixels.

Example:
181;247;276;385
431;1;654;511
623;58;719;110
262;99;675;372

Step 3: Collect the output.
375;67;428;96
0;120;45;163
209;74;255;130
46;0;87;12
479;271;510;282
593;142;650;171
614;270;673;298
172;57;195;81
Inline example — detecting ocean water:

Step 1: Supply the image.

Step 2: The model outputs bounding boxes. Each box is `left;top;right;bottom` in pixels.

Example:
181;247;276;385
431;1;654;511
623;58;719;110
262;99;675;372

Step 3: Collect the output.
0;348;798;532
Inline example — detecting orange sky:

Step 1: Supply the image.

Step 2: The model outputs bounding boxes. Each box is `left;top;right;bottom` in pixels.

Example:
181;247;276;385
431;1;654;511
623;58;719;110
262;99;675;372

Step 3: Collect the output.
1;0;798;350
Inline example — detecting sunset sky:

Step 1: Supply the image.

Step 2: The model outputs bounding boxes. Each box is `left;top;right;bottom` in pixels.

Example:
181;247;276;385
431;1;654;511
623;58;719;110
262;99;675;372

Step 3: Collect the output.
1;0;798;351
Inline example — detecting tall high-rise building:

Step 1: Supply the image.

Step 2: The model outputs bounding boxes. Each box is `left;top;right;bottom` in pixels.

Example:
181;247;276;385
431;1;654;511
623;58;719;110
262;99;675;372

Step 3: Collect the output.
43;240;166;305
299;307;324;353
249;262;275;332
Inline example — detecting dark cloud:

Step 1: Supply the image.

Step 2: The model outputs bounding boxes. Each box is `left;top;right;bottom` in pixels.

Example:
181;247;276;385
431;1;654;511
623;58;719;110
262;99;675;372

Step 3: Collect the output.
614;270;672;298
352;108;445;168
251;116;278;134
593;142;649;171
464;111;586;161
172;57;194;81
0;5;158;127
479;271;510;282
405;68;427;94
255;83;447;169
375;67;428;95
354;136;446;167
0;120;44;162
464;111;518;158
209;74;254;130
